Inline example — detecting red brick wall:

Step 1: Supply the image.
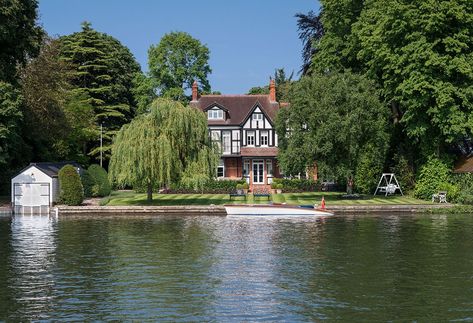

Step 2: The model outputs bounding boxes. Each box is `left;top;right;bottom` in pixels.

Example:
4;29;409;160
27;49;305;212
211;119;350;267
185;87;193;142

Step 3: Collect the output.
224;158;241;178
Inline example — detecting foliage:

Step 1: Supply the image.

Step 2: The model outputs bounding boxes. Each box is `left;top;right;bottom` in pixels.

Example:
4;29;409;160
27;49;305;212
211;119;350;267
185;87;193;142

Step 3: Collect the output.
354;0;473;152
81;169;94;198
148;31;211;101
236;183;243;190
58;164;84;205
0;82;23;167
354;144;386;194
295;9;324;74
452;173;473;205
0;0;43;83
414;157;460;201
273;178;320;193
242;182;249;190
309;0;364;74
59;22;141;163
132;72;156;115
276;72;390;192
276;183;283;190
109;99;219;201
247;68;293;102
88;164;111;197
167;179;246;194
390;154;416;193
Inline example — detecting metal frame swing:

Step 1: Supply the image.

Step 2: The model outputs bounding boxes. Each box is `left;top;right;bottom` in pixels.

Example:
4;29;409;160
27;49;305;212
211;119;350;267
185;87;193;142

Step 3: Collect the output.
374;173;403;196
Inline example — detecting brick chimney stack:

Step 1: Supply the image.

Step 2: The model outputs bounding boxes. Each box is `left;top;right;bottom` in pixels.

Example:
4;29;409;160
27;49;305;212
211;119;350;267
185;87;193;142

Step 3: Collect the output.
192;80;198;101
269;79;276;102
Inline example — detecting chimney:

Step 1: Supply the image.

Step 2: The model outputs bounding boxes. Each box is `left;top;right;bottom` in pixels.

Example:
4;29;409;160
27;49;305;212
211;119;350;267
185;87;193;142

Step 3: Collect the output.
192;80;199;101
269;79;276;102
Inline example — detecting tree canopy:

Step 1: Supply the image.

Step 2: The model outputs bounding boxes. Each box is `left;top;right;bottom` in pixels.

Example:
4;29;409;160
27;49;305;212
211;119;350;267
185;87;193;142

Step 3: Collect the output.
276;72;390;193
109;99;219;201
0;0;43;83
59;22;142;163
148;32;211;101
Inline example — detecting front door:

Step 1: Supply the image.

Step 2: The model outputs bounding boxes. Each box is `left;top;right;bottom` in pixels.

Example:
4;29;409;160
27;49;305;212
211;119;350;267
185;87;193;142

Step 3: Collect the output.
252;159;264;184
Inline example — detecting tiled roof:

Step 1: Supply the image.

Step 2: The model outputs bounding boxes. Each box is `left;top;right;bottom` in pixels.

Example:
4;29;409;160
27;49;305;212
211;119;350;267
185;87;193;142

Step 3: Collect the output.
454;156;473;173
240;147;278;157
190;94;280;125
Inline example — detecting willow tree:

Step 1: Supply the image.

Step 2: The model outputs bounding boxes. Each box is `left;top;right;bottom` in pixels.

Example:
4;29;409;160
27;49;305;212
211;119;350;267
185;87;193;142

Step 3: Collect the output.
109;99;218;201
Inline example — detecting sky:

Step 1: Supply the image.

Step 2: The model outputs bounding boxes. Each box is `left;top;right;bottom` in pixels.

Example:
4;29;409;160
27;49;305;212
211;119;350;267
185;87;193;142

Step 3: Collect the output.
38;0;320;94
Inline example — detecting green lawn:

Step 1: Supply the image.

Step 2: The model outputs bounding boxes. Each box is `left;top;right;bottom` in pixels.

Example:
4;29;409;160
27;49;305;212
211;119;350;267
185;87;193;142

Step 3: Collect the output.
103;190;431;206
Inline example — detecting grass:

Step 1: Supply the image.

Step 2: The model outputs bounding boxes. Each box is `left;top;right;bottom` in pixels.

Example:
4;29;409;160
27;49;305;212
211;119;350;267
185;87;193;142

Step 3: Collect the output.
103;190;432;206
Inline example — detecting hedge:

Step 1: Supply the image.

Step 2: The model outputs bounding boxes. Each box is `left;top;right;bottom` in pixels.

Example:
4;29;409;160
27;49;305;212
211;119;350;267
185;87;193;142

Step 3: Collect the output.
272;178;320;192
81;170;94;198
165;179;246;194
88;164;111;197
59;165;84;205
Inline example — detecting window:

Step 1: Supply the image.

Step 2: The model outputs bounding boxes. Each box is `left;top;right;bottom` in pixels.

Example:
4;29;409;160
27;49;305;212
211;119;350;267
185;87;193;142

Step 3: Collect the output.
246;131;255;146
211;131;221;152
217;159;224;177
253;113;263;121
232;130;240;154
222;131;231;154
208;109;223;119
243;159;250;176
261;131;269;146
266;159;273;175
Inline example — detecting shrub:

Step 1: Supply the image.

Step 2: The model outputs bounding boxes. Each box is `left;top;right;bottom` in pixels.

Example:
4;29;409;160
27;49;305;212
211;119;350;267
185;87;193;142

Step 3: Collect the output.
242;182;249;190
453;173;473;205
276;183;283;190
272;178;319;192
271;182;278;189
59;165;84;205
414;157;460;201
81;170;94;198
236;183;243;190
166;179;246;194
391;154;416;193
354;144;385;194
88;164;111;197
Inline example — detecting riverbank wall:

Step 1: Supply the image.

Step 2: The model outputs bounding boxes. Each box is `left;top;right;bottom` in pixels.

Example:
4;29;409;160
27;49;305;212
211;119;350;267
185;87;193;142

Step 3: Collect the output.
55;204;454;216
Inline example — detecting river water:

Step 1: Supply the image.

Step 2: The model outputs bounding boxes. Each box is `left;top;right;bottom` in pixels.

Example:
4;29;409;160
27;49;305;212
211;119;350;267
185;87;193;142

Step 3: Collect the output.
1;214;473;321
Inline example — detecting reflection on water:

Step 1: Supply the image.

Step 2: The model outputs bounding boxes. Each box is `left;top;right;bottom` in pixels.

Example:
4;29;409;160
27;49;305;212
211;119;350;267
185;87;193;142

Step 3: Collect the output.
1;214;473;321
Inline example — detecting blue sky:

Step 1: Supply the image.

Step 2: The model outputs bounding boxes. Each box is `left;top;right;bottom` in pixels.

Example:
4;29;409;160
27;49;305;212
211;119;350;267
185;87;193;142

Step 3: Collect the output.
38;0;320;94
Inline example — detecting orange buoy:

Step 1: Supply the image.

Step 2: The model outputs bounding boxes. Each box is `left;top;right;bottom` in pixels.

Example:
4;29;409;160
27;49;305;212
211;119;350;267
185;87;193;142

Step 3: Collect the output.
321;196;326;210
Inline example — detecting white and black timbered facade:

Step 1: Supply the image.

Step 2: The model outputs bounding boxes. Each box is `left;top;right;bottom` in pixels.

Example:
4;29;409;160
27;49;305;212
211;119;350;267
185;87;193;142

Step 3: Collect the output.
190;80;282;188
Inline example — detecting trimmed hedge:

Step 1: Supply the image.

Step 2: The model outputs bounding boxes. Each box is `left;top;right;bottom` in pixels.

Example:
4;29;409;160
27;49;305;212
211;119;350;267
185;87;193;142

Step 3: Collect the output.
165;179;246;194
59;165;84;205
272;178;320;192
88;164;111;197
81;170;94;198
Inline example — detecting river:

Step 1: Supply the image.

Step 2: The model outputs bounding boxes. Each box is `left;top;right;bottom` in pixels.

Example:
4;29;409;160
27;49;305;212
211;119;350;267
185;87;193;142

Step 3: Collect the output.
1;214;472;321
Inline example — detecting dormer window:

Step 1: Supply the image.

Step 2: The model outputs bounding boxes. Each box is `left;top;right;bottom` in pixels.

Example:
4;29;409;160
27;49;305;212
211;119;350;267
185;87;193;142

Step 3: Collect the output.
252;113;263;121
208;108;223;120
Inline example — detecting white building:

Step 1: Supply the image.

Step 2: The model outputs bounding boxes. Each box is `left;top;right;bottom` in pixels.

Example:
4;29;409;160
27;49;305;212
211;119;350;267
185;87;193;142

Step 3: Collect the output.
11;162;82;213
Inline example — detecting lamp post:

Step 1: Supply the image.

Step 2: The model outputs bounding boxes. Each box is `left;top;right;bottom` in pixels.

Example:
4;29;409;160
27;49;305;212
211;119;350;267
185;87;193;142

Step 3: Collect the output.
100;123;103;168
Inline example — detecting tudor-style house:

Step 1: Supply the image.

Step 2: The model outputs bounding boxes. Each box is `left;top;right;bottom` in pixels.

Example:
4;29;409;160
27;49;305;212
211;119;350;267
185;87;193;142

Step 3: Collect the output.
190;80;282;190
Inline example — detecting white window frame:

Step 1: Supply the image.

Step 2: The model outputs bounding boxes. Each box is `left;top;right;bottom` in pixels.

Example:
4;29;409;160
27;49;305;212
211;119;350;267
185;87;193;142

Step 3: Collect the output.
252;113;263;121
261;130;269;147
222;131;231;154
208;109;223;120
246;131;255;146
217;159;224;178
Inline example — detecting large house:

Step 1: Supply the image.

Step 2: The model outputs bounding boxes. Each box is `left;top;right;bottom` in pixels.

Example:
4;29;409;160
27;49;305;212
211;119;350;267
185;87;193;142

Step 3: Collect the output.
190;80;283;190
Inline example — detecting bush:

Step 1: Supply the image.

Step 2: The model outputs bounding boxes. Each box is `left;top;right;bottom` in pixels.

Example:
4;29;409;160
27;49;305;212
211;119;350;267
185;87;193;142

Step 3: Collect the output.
242;182;249;190
59;165;84;205
236;183;243;190
81;170;94;198
354;144;385;194
165;179;246;194
414;157;460;201
272;178;319;192
88;164;111;197
391;154;416;193
452;173;473;205
276;183;283;190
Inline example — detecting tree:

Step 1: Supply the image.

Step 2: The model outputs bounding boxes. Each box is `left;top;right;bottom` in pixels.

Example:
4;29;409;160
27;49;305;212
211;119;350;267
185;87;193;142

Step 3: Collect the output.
59;22;141;163
354;0;473;154
109;99;219;201
276;72;390;193
0;82;23;167
58;164;84;205
87;164;111;197
247;68;294;102
0;0;43;83
132;72;156;115
295;10;324;75
148;32;211;101
307;0;364;74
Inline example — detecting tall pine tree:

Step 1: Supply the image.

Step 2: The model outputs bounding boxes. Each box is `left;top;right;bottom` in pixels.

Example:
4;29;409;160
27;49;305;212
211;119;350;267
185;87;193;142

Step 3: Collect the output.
59;22;141;164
